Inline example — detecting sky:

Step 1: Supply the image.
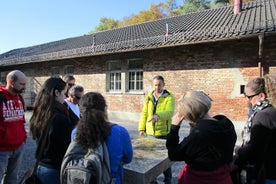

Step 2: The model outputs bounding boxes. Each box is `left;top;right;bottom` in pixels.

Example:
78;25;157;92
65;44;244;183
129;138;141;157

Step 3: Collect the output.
0;0;182;54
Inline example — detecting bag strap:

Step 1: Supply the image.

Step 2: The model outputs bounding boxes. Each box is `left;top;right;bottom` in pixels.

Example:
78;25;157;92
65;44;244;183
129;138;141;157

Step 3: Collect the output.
33;114;56;173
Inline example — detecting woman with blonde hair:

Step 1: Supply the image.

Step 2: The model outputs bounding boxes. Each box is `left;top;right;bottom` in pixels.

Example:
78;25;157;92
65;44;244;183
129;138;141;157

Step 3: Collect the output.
166;91;237;184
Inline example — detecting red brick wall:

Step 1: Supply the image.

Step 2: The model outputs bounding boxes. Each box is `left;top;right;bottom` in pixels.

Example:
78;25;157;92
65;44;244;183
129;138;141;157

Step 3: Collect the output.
20;35;276;121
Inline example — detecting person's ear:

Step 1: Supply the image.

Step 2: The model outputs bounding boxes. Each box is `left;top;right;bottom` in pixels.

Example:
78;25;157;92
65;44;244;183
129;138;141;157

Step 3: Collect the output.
8;79;13;85
54;89;60;97
260;92;266;99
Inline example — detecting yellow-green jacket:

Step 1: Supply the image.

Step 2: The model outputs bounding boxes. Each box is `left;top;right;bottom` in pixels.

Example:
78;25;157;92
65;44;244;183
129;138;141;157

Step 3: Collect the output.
138;90;175;136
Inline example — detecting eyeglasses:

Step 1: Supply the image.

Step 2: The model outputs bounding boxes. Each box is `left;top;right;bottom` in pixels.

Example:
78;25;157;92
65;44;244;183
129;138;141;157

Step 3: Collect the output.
74;96;81;100
68;83;75;87
244;93;260;100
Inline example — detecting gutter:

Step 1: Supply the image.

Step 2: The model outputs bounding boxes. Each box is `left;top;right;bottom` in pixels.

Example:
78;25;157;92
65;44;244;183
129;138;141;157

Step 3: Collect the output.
0;32;276;67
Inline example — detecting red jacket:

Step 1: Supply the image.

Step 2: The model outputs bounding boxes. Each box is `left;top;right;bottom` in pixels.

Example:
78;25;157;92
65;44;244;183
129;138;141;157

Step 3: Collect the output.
0;86;26;151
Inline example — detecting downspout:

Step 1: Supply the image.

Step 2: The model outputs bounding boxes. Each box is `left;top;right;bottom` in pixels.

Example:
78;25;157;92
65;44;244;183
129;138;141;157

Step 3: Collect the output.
258;33;264;77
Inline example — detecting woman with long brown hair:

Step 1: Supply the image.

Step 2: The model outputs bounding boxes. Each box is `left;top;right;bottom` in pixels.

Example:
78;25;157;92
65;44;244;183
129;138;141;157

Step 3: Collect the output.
69;92;133;184
30;77;74;184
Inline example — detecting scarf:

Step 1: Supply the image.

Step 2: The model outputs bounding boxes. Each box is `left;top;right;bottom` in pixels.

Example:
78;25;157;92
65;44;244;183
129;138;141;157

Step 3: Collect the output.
241;99;271;146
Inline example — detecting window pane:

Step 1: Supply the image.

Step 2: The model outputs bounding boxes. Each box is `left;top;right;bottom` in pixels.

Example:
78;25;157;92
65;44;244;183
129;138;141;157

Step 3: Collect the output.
109;72;121;91
129;71;143;90
128;59;143;69
108;61;121;71
51;67;60;77
65;65;74;74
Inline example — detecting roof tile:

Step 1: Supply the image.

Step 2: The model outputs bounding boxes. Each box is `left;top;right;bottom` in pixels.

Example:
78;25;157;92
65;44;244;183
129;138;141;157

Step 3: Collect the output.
0;0;276;66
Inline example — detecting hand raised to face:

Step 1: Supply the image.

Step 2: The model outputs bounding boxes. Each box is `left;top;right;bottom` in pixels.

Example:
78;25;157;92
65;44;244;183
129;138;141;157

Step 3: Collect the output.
172;112;184;126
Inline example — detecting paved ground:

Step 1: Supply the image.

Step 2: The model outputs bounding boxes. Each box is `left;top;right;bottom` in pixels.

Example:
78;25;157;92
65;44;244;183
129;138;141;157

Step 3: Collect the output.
19;111;244;184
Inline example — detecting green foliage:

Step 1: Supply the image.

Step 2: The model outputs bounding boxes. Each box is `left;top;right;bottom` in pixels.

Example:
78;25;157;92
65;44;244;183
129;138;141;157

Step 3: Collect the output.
89;0;222;33
214;0;229;4
91;17;118;33
118;3;166;28
164;0;182;16
180;0;211;14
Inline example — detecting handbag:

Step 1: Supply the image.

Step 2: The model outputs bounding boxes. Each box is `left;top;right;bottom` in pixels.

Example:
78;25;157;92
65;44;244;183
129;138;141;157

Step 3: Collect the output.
178;164;187;184
20;169;41;184
20;118;52;184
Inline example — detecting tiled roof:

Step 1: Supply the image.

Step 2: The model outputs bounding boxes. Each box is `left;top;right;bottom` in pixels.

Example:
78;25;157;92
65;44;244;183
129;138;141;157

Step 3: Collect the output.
0;0;275;66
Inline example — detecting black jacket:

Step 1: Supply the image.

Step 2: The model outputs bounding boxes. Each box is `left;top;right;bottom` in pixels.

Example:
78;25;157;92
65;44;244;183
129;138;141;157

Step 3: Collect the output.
235;106;276;180
166;115;237;171
37;102;74;170
64;102;80;127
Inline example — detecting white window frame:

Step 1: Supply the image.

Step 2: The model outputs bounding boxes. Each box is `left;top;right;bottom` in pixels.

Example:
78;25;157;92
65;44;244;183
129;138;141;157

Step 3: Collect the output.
127;58;143;93
128;70;143;92
107;60;122;92
106;59;143;93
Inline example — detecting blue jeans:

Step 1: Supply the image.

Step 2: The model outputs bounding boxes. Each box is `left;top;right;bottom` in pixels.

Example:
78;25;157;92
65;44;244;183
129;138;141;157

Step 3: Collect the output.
0;142;25;184
155;135;172;184
266;179;276;184
37;165;60;184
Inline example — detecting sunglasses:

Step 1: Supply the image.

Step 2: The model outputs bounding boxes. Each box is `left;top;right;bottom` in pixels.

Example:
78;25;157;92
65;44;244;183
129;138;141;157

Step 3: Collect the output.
74;95;81;100
68;83;75;87
244;93;260;100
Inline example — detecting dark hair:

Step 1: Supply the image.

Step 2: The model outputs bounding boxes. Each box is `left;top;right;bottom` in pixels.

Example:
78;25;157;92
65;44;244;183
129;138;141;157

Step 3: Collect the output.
68;85;84;96
246;77;266;97
30;77;66;139
62;74;75;83
75;92;111;149
153;75;165;83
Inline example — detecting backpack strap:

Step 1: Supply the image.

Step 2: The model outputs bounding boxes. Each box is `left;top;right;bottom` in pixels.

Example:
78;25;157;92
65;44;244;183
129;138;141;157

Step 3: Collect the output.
102;142;112;179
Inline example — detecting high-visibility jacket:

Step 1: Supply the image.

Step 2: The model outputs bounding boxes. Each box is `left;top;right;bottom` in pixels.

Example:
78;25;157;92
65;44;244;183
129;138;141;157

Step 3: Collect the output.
138;90;175;136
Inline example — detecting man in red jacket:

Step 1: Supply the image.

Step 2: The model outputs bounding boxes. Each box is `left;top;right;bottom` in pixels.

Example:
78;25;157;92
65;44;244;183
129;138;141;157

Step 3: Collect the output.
0;70;27;184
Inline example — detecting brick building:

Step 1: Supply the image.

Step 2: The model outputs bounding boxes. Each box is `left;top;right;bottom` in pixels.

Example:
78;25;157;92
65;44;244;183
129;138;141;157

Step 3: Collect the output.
0;0;276;122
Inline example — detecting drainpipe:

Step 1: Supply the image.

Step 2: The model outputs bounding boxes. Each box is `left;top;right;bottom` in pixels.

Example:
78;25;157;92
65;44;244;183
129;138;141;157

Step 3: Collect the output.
234;0;242;14
258;33;264;77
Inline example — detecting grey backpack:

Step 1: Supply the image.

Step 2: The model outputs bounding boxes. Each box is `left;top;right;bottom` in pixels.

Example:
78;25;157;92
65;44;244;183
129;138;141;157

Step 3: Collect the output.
61;141;113;184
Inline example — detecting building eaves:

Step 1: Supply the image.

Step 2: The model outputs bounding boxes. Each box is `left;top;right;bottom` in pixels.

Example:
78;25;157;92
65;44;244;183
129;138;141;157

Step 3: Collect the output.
0;0;275;67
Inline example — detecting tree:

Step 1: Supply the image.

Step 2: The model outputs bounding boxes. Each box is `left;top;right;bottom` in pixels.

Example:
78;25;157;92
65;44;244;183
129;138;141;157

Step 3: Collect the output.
90;17;118;33
118;3;166;28
179;0;211;14
89;0;184;33
214;0;256;6
164;0;182;16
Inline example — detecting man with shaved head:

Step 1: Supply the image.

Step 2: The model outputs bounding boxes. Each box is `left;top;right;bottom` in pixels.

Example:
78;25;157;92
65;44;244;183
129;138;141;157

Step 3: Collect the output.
0;70;27;184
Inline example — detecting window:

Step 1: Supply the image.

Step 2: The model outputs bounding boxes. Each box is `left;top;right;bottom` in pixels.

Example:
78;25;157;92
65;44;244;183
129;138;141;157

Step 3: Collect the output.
240;85;245;94
51;67;61;77
107;60;121;92
109;72;121;91
0;71;8;85
128;59;143;91
64;65;74;74
107;58;143;93
51;65;75;77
